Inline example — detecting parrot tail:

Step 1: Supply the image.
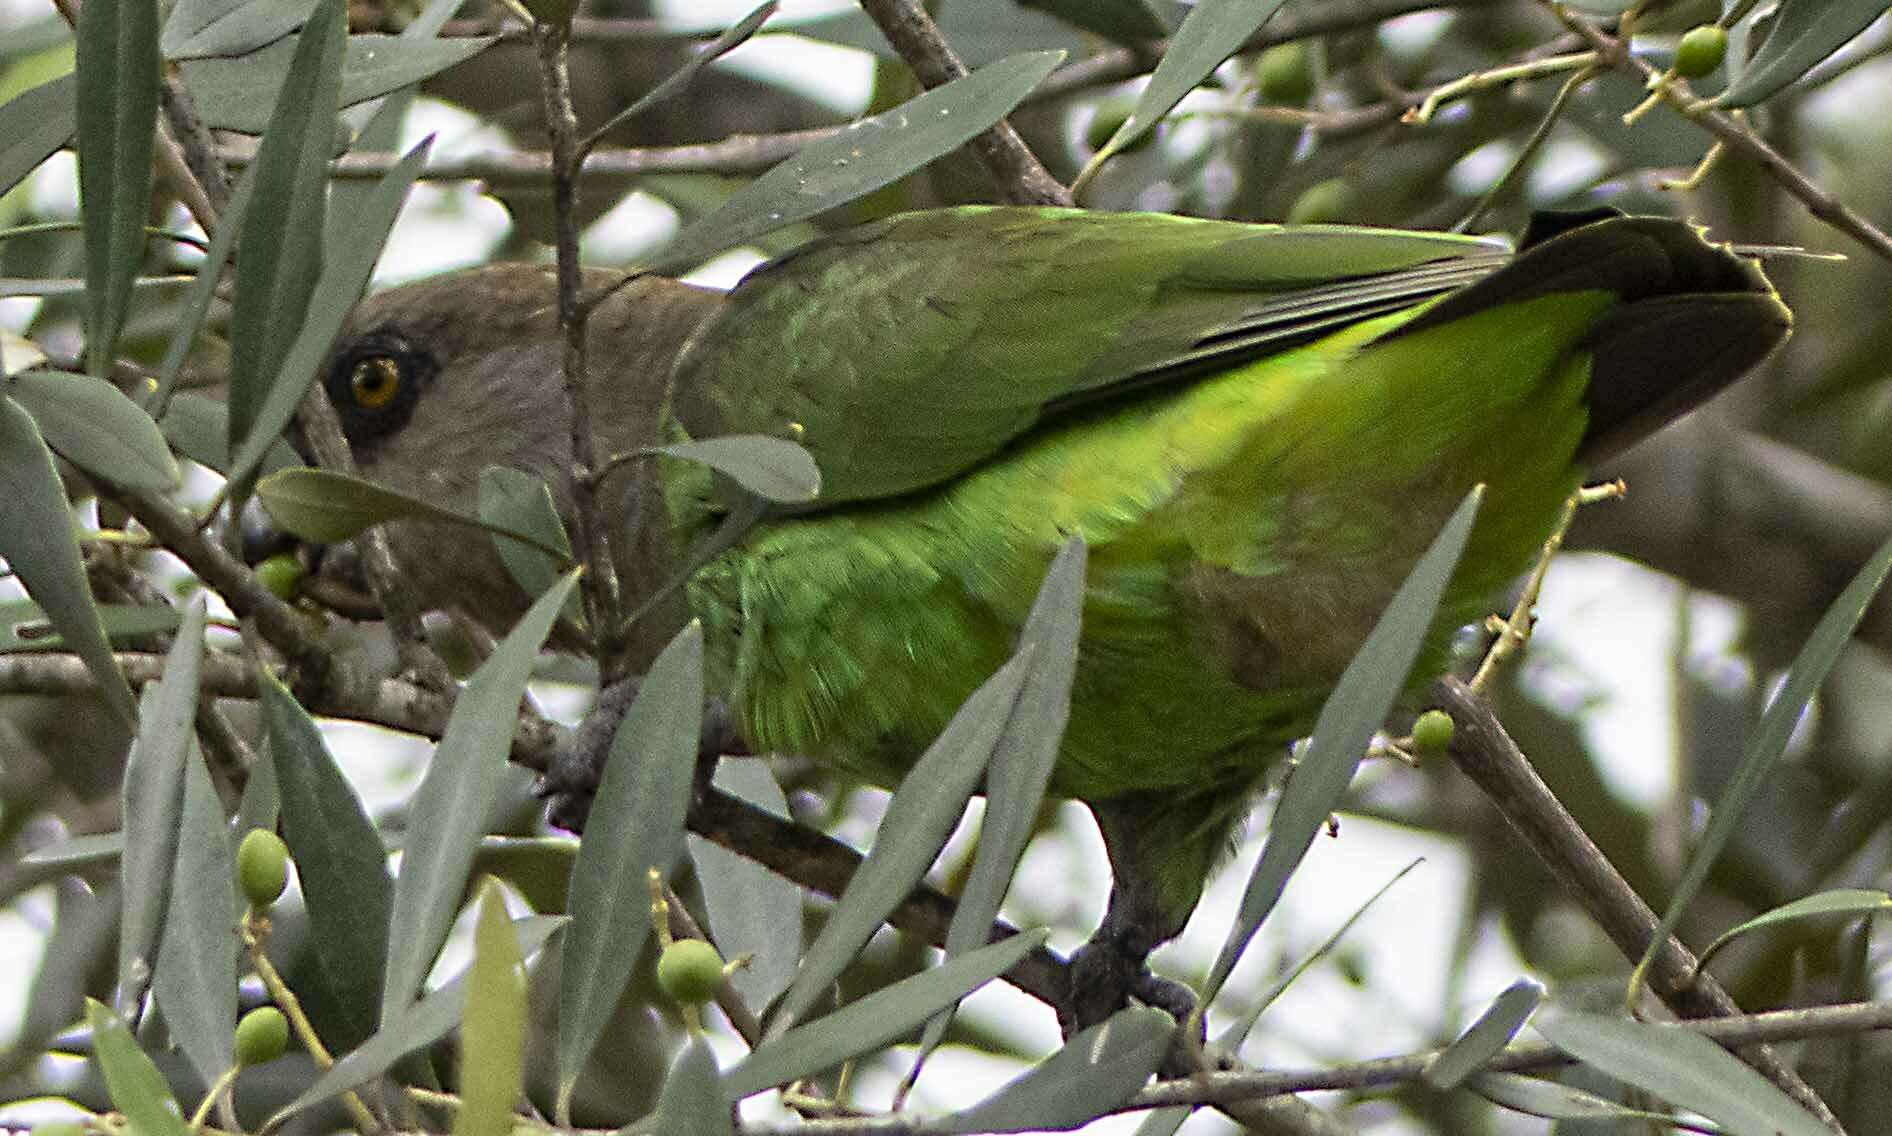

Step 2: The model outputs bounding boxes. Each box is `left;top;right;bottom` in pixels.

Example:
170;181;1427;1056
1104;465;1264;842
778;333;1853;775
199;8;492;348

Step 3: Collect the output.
1392;209;1793;464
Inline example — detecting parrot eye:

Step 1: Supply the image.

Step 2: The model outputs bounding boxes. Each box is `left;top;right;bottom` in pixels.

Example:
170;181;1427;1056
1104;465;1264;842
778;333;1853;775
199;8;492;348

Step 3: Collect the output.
323;327;435;451
349;356;403;410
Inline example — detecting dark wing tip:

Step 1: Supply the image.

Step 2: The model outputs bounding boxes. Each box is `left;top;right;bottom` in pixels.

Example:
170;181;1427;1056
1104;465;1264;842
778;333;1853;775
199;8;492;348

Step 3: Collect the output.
1400;211;1791;463
1557;216;1791;463
1577;289;1792;464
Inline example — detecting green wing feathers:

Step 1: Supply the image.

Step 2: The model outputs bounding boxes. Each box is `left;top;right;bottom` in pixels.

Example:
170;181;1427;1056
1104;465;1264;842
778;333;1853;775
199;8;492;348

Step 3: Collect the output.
671;206;1506;504
681;208;1787;912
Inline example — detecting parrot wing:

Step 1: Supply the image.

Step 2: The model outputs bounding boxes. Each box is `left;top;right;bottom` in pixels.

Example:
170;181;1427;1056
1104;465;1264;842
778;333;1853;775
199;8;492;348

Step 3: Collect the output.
669;206;1511;506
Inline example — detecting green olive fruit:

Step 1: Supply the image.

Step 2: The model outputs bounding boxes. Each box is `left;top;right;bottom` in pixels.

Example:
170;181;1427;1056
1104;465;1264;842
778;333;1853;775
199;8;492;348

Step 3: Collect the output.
236;828;290;908
254;554;304;602
1084;102;1156;155
1255;41;1315;105
234;1006;290;1066
1674;25;1727;79
656;938;726;1006
1285;178;1352;225
1411;709;1455;754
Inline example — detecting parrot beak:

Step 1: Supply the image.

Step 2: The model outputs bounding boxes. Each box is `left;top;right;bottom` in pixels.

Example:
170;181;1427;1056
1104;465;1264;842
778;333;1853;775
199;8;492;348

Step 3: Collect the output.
237;495;303;568
236;497;381;619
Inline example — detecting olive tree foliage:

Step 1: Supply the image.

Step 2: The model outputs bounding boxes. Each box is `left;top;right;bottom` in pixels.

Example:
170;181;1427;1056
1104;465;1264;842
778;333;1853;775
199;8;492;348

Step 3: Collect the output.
3;0;1892;1133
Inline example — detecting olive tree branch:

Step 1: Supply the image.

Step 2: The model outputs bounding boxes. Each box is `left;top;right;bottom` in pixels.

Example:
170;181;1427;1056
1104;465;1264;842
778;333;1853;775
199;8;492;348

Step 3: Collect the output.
855;0;1072;207
1547;1;1892;267
731;998;1892;1135
1429;675;1844;1132
531;18;629;683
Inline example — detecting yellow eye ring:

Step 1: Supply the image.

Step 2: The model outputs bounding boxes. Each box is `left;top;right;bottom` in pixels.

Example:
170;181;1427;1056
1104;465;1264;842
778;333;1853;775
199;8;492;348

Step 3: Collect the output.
350;356;402;410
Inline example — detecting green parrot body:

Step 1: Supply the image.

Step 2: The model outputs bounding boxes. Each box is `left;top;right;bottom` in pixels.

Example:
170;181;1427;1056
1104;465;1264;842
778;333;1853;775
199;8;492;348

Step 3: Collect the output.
296;206;1789;1024
686;299;1591;906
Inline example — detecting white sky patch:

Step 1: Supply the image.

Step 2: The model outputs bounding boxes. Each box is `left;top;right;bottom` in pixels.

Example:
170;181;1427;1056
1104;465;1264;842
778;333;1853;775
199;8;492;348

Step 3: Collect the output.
1525;553;1746;809
372;98;515;283
1528;136;1612;203
0;899;49;1050
714;33;876;116
682;247;768;291
1447;140;1517;197
583;190;682;265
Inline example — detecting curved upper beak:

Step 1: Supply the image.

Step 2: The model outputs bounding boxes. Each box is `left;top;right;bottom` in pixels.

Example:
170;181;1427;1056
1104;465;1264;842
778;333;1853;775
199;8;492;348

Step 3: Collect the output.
238;495;302;569
235;497;377;618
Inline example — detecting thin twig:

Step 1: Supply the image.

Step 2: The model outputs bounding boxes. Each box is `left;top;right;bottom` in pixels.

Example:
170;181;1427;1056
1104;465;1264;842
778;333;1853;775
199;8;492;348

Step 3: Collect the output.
730;999;1892;1134
533;18;626;678
855;0;1071;207
1549;1;1892;267
157;72;231;219
1431;676;1844;1132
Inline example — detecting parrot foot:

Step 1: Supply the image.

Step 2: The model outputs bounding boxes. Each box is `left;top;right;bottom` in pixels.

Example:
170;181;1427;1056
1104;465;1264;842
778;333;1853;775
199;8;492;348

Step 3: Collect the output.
538;676;745;833
1061;937;1201;1030
1062;934;1207;1077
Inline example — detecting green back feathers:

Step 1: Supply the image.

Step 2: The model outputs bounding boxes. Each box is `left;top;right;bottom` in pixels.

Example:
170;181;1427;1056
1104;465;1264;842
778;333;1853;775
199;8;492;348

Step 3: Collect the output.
671;207;1506;505
683;206;1788;810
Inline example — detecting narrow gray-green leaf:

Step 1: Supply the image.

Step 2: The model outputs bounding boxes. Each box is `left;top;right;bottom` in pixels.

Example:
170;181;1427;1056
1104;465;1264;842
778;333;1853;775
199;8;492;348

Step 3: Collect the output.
1720;0;1887;108
1085;0;1286;172
0;74;76;199
162;0;322;60
770;646;1036;1033
1695;888;1892;974
158;390;300;477
153;162;258;416
225;138;432;491
380;572;580;1023
226;0;343;474
11;369;179;490
0;600;180;651
152;742;240;1090
1422;977;1544;1089
690;760;801;1008
325;0;462;231
178;34;494;133
583;2;776;150
236;735;280;834
1204;487;1482;1001
1468;1071;1724;1125
261;668;392;1049
86;999;189;1136
1132;860;1425;1136
258;464;569;560
912;538;1084;1074
650;435;820;504
643;1037;730;1136
8;885;114;1087
19;831;124;871
480;465;575;608
1020;0;1169;44
1633;528;1892;996
454;880;526;1136
724;929;1048;1099
75;0;158;377
557;622;703;1091
268;915;565;1127
1534;1009;1828;1136
944;1006;1172;1134
945;538;1083;950
0;397;135;722
117;596;208;1008
649;50;1062;276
